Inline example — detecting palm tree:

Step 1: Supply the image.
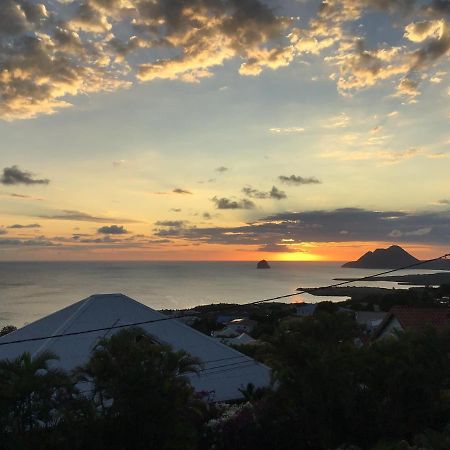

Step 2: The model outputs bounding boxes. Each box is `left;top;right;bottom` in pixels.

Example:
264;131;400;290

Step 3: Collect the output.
0;351;71;436
74;327;205;450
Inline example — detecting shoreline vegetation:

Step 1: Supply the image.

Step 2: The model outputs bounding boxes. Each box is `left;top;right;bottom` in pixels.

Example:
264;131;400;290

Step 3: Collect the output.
335;272;450;286
1;278;450;449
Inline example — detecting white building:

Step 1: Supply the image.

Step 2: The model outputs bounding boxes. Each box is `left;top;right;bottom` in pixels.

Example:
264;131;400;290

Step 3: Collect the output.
0;293;272;402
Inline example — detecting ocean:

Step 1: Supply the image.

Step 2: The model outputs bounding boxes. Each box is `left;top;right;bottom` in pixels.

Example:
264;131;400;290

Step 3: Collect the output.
0;261;438;328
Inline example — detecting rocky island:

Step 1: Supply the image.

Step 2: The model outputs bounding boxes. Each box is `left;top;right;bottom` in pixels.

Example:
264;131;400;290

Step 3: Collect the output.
257;259;271;269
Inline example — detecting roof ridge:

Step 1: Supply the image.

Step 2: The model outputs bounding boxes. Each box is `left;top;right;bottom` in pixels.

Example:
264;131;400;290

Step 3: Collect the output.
32;296;95;358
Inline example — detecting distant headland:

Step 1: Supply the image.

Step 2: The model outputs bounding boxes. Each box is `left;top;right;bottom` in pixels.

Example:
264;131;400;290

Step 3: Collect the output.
343;245;450;271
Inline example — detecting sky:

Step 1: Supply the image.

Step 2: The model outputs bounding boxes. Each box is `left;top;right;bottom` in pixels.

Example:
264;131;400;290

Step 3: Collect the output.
0;0;449;261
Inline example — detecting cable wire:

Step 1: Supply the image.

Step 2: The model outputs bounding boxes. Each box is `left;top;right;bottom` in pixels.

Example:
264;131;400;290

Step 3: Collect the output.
0;251;448;347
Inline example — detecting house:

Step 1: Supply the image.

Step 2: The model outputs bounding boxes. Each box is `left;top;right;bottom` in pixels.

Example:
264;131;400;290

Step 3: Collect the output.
0;293;271;402
226;318;257;334
212;318;257;339
373;306;450;340
216;314;242;324
354;311;387;334
219;333;258;347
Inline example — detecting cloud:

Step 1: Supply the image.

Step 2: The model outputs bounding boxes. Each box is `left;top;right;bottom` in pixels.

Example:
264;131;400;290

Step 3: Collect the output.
173;188;193;195
153;220;191;237
1;192;45;201
155;220;188;227
389;227;433;237
153;207;450;246
1;166;49;185
215;166;229;173
269;127;305;134
278;175;321;185
430;70;446;82
2;0;449;120
321;147;422;164
258;243;297;252
0;0;292;120
7;223;41;229
404;20;446;43
290;1;450;98
37;209;139;223
77;235;123;244
323;113;351;128
242;185;287;200
0;1;129;120
0;236;55;247
211;196;255;209
97;225;128;234
396;77;421;98
428;152;449;158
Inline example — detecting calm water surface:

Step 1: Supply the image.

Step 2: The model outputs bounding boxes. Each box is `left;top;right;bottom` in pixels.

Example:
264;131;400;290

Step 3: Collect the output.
0;261;438;327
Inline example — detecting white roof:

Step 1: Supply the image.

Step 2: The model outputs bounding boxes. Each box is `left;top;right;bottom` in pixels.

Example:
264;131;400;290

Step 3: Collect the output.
0;294;271;402
221;333;257;347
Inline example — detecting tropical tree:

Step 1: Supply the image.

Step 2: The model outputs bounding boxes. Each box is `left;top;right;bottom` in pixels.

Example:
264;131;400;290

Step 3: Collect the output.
74;327;206;450
0;350;74;448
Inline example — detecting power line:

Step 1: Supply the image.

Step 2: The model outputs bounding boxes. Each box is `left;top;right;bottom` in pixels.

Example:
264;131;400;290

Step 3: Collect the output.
0;251;448;348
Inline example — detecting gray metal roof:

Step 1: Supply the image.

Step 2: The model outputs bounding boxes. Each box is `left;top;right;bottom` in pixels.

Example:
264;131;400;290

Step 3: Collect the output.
0;293;272;402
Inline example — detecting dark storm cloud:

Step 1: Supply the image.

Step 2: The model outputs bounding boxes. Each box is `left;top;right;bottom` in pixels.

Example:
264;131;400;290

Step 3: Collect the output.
97;225;129;234
211;197;256;209
173;188;193;195
1;166;49;185
7;223;41;229
278;175;321;186
153;208;450;246
36;209;139;223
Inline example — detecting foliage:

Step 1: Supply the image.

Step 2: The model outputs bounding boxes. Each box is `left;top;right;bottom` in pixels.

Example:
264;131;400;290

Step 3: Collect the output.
0;351;76;449
1;312;450;450
0;324;17;336
206;313;450;450
73;327;205;450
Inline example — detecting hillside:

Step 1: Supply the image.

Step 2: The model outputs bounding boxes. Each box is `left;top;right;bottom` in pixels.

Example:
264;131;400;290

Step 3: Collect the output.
343;245;450;270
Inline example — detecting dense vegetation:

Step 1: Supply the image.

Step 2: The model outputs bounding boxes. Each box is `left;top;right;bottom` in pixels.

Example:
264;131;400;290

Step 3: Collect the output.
1;295;450;449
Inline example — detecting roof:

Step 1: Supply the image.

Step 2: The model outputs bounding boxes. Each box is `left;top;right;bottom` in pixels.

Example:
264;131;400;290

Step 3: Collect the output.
220;333;257;347
373;306;450;339
0;294;271;402
355;311;387;325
